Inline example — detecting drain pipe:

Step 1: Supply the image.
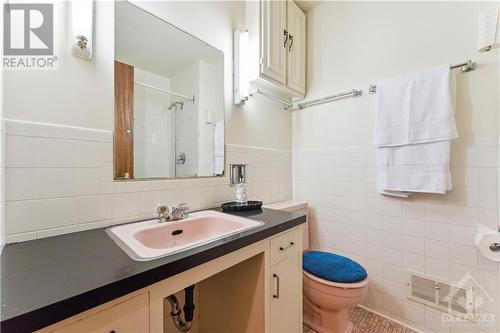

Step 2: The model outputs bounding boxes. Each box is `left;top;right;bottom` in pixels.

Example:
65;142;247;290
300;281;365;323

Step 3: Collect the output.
165;285;196;332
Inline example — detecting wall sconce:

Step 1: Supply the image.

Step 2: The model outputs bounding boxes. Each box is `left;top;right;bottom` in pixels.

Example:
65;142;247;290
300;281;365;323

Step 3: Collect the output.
68;0;94;60
478;6;500;52
233;29;249;105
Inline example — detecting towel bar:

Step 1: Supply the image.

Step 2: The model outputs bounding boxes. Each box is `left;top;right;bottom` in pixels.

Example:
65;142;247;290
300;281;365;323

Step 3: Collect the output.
296;89;362;110
368;59;477;94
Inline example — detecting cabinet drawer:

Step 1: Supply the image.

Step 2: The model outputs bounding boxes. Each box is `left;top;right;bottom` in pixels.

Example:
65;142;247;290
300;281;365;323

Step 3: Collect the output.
51;293;149;333
270;227;300;266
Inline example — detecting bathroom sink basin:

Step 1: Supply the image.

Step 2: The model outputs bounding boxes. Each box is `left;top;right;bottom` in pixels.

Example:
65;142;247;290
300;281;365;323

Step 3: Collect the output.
107;210;264;261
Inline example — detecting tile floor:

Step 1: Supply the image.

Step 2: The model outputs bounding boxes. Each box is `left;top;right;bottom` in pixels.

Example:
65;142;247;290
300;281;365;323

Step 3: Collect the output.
303;306;417;333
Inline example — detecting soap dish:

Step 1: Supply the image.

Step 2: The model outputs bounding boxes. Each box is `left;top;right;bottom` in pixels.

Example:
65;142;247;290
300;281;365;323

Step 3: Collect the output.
221;201;263;212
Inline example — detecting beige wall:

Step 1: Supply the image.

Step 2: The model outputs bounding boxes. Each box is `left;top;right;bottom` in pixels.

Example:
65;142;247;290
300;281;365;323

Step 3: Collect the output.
3;0;292;150
293;1;500;150
3;1;114;131
293;2;500;332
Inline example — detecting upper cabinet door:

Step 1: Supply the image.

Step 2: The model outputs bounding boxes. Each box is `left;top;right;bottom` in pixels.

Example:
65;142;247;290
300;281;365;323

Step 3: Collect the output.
286;1;306;95
261;0;287;85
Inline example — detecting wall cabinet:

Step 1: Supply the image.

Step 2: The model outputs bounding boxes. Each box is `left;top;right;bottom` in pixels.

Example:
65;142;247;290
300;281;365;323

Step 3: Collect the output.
247;0;306;98
261;0;287;85
286;1;306;95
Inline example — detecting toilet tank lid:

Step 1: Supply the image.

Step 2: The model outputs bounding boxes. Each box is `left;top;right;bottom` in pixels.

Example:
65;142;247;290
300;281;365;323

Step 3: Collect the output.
263;201;308;212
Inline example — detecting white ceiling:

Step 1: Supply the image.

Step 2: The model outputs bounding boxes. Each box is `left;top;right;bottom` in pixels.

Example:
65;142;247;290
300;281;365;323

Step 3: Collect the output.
295;0;323;12
115;2;223;78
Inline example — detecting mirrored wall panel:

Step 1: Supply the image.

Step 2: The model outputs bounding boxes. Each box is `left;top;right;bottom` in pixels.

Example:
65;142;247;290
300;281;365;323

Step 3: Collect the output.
114;2;225;180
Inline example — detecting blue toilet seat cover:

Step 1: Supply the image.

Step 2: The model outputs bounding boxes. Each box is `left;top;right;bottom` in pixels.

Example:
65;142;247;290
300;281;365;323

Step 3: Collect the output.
303;251;367;283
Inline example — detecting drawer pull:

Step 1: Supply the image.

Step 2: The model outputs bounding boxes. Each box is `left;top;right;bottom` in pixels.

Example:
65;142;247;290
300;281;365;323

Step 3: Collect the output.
279;242;295;251
273;274;280;299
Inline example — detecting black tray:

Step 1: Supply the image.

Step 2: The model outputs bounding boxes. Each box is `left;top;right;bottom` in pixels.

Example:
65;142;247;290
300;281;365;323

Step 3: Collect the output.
221;201;263;212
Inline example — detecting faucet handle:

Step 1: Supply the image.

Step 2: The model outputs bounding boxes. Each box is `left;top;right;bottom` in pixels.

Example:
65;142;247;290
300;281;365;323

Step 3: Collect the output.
157;205;168;215
178;203;189;216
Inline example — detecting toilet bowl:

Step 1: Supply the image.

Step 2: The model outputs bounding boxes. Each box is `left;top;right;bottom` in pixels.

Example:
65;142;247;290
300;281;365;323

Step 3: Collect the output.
264;201;369;333
303;270;368;333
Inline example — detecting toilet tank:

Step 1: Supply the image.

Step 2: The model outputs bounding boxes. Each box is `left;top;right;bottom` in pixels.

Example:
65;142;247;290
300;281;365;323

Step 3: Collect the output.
263;201;309;251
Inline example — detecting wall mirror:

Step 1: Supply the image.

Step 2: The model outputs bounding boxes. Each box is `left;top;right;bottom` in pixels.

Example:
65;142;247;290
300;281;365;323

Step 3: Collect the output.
114;1;225;180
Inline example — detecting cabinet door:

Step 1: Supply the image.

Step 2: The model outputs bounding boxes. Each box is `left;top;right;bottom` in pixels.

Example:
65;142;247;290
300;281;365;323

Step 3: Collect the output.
261;0;287;84
269;254;302;333
286;0;306;95
53;293;149;333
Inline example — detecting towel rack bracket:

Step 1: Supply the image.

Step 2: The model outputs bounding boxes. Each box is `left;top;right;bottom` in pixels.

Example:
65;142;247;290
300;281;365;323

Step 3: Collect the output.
353;89;363;97
459;60;477;73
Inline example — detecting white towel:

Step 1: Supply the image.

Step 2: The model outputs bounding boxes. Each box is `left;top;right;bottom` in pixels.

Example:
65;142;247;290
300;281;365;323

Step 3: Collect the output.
214;121;224;175
374;64;457;147
374;64;456;196
214;121;224;156
377;141;452;194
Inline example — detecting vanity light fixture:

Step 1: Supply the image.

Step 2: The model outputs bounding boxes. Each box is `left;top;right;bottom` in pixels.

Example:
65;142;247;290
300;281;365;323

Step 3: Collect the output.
68;0;94;60
233;29;250;105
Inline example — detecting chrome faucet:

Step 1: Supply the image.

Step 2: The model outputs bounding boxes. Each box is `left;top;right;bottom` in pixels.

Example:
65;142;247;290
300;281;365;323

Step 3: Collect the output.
157;203;189;223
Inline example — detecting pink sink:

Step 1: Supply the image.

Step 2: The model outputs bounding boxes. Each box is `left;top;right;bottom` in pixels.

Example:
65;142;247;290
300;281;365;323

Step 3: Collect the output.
107;210;264;261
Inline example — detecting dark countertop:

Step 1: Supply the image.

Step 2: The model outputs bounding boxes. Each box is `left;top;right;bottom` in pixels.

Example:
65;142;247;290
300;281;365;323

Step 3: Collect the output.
1;208;305;332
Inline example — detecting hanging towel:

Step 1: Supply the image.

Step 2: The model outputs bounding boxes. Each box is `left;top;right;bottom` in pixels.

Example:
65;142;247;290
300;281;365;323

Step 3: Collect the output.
374;64;457;147
214;121;224;175
374;64;457;196
377;141;452;194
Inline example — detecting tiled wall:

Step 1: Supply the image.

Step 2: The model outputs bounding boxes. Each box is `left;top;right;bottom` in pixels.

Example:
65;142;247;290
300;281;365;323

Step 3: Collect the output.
172;62;200;178
133;67;175;179
4;119;292;243
294;137;500;333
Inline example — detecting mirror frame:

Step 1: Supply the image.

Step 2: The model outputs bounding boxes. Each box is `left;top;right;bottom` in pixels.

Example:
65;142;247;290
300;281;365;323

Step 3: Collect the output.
113;1;226;181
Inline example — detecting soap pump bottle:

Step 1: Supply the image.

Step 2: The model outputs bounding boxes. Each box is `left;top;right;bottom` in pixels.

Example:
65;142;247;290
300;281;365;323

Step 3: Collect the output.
235;178;248;205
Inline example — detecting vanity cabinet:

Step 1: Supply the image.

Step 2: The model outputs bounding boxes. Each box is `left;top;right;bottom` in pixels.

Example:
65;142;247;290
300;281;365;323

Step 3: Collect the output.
247;0;306;98
269;227;303;333
36;226;304;333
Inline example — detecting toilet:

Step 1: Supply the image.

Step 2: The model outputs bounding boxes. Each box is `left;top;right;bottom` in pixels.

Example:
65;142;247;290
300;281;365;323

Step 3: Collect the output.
264;201;369;333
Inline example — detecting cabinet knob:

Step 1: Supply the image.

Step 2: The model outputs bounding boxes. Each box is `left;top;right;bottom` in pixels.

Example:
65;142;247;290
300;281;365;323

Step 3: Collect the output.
283;29;289;48
110;330;116;333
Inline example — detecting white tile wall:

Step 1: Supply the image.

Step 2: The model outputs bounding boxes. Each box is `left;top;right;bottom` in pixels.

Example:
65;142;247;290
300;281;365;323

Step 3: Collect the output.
4;119;292;243
294;138;500;333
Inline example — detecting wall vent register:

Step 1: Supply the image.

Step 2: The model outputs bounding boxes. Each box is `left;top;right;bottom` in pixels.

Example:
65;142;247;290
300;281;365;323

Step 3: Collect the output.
406;271;474;316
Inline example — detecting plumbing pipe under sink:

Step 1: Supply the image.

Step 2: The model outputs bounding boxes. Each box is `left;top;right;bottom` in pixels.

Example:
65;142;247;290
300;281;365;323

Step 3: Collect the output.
165;285;196;332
